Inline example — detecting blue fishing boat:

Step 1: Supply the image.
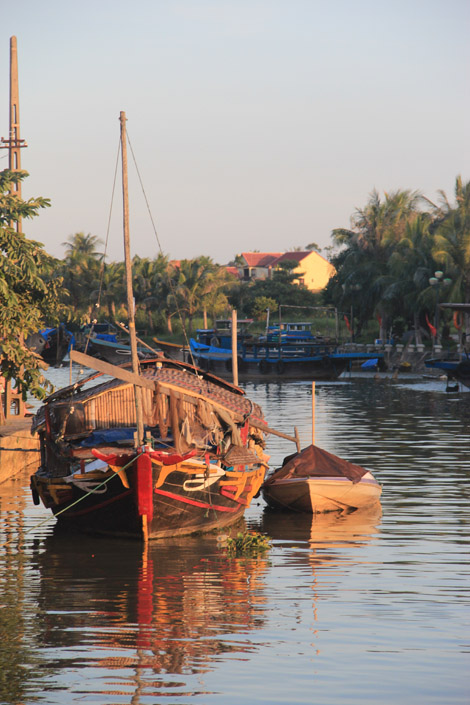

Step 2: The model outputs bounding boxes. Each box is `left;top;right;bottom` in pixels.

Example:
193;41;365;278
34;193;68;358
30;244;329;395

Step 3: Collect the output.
425;355;470;389
190;320;383;381
25;324;75;366
424;304;470;389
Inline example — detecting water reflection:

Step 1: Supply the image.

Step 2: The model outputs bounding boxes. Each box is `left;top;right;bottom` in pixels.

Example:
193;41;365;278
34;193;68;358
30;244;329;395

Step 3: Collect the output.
0;474;43;705
26;527;269;702
260;503;382;547
1;375;469;704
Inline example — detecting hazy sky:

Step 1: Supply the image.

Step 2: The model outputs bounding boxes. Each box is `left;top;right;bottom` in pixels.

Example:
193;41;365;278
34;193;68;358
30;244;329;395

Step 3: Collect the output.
2;0;469;264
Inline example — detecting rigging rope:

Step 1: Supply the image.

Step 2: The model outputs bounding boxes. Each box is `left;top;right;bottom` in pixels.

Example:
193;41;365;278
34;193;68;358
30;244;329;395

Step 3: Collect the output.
0;453;143;550
125;128;200;371
82;137;122;357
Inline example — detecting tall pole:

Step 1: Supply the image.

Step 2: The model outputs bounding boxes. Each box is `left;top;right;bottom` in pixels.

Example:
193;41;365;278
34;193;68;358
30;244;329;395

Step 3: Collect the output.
311;381;315;445
0;36;28;231
120;111;144;446
231;308;238;386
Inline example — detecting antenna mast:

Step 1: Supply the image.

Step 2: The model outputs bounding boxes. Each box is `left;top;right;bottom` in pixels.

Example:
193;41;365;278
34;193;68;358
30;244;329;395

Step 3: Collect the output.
0;36;28;231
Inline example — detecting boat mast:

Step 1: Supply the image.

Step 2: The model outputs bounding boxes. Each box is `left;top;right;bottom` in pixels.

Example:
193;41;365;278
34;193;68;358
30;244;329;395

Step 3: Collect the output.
120;111;145;446
0;36;28;232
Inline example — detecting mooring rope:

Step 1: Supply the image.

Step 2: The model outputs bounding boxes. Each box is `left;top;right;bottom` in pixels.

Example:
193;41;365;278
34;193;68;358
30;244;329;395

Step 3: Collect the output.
0;452;143;550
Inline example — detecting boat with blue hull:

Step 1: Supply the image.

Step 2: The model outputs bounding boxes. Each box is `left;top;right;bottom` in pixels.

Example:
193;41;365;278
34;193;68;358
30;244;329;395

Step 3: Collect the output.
425;355;470;389
424;303;470;388
26;324;75;367
190;321;383;381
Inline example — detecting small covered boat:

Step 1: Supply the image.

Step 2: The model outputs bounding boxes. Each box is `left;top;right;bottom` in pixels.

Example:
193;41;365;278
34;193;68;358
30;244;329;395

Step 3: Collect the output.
26;324;75;367
261;444;382;513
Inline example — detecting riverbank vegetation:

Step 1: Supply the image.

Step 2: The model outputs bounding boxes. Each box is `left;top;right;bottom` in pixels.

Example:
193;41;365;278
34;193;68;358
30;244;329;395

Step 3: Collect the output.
324;177;470;344
52;175;468;347
0;170;67;398
1;171;469;398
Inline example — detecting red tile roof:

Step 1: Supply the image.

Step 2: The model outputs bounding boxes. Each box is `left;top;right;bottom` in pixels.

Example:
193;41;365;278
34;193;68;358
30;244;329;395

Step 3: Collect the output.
241;252;283;267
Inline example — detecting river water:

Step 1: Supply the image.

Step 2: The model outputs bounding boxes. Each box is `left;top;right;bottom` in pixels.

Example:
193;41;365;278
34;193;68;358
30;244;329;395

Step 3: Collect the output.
0;369;469;705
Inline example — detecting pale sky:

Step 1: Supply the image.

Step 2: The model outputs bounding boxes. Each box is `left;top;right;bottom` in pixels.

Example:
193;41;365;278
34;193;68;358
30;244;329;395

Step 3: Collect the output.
2;0;469;265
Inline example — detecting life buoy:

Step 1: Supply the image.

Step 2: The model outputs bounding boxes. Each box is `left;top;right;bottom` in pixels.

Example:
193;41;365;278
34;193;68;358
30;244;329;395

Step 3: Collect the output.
453;311;463;330
258;359;269;374
275;359;285;375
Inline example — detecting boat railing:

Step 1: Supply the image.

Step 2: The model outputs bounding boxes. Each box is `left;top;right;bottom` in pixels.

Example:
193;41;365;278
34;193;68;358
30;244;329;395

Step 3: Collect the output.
240;340;338;360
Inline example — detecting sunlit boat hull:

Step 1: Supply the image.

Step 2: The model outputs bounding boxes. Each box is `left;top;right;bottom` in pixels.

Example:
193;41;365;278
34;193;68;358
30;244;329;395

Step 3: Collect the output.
32;452;266;539
262;472;382;513
30;359;269;541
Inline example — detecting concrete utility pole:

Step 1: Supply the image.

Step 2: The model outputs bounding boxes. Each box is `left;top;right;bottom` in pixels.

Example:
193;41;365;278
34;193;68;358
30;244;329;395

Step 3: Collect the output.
0;36;28;231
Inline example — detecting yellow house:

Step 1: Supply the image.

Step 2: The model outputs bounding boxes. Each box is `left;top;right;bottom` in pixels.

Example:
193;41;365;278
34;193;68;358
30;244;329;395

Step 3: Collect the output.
238;251;335;293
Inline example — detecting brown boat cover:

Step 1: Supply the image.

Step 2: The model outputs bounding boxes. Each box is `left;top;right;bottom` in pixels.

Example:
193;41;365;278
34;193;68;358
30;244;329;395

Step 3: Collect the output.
263;444;368;486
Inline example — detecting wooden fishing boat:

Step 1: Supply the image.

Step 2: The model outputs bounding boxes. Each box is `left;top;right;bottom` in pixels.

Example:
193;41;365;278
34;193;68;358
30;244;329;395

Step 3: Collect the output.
29;112;274;541
153;337;188;362
261;444;382;513
30;354;270;539
25;324;75;367
83;334;155;365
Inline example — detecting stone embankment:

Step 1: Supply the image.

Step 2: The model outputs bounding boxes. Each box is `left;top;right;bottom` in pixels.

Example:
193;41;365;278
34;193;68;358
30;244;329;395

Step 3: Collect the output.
0;417;40;484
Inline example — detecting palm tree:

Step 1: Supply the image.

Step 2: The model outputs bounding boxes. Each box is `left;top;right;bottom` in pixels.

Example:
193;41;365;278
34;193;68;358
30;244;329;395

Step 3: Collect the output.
90;261;125;321
202;267;238;326
62;232;104;260
381;213;436;344
60;232;104;322
330;189;423;339
168;257;220;335
428;176;470;305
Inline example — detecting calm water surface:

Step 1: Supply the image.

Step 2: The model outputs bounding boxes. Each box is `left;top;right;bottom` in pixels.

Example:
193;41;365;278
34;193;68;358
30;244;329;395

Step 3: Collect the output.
0;370;469;705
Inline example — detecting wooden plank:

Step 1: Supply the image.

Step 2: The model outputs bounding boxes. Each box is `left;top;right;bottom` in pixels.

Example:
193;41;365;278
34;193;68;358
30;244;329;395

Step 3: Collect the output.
70;350;156;390
248;417;299;447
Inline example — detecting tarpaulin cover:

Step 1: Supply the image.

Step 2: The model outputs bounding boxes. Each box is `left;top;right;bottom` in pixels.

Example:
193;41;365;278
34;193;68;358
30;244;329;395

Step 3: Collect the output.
80;428;135;447
95;333;118;343
264;444;368;486
361;358;378;369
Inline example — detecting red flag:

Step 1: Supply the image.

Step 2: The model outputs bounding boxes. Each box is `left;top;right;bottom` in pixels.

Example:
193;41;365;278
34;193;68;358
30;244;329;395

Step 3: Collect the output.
344;315;351;331
453;311;462;330
376;314;382;326
425;314;437;338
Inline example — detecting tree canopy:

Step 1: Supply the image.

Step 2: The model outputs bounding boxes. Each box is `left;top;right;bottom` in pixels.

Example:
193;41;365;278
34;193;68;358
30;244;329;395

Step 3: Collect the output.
324;177;470;341
0;170;66;398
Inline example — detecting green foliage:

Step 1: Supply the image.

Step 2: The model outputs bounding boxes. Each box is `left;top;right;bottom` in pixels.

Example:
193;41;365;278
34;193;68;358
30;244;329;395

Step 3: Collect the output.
323;181;470;341
227;263;319;319
0;170;66;399
252;296;278;320
58;231;104;323
224;530;271;556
